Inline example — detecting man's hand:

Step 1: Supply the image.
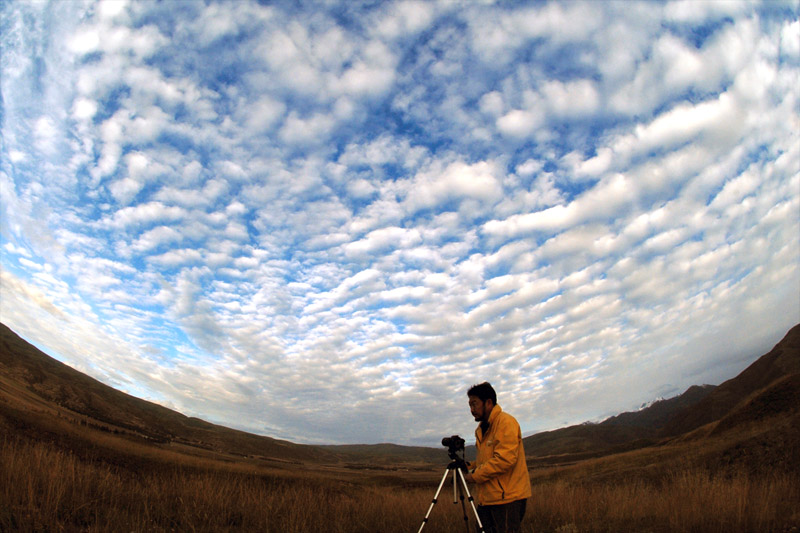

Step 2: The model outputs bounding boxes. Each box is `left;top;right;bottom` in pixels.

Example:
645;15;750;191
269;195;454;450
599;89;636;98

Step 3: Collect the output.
464;473;475;483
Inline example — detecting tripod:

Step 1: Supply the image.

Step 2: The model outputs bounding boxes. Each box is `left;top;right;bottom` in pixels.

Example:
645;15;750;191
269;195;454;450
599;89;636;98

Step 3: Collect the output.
417;458;484;533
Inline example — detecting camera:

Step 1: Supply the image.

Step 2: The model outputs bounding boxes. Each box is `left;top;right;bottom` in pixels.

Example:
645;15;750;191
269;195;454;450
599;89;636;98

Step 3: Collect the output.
441;435;467;469
441;435;465;451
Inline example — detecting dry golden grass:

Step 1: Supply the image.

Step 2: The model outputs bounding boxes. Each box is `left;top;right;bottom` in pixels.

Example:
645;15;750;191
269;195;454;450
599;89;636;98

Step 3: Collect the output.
2;432;798;533
526;471;799;533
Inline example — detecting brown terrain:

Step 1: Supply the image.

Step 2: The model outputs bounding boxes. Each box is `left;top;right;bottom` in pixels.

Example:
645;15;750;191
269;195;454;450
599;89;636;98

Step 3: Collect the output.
1;321;798;532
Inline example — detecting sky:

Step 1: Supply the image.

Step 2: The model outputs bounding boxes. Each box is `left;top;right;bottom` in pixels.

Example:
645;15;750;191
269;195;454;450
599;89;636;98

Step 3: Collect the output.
1;0;798;447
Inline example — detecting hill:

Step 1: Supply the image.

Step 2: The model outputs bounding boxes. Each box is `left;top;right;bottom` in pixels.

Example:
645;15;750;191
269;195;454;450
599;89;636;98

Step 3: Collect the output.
0;323;438;466
1;321;798;469
662;322;800;436
521;384;716;460
523;323;800;463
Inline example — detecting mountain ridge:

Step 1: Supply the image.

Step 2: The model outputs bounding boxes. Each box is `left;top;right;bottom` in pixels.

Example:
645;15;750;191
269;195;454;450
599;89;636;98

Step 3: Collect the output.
521;323;800;463
661;322;800;437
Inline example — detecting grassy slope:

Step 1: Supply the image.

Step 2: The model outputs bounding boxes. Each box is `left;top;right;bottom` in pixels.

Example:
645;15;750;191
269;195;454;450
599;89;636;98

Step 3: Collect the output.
2;322;798;471
0;323;442;466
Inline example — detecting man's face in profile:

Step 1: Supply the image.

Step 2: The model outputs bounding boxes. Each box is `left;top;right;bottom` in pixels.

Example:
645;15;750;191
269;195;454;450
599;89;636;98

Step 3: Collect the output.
469;395;490;422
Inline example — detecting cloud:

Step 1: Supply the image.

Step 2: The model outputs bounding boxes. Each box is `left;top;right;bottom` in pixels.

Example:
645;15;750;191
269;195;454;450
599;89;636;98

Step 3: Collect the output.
497;109;544;139
1;0;798;446
106;202;186;230
344;227;422;258
782;19;800;57
632;94;740;154
372;1;435;40
244;96;286;134
405;161;504;215
279;111;337;146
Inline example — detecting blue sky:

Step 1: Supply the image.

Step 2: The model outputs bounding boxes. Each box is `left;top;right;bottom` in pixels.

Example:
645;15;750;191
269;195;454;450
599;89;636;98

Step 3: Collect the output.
1;0;798;446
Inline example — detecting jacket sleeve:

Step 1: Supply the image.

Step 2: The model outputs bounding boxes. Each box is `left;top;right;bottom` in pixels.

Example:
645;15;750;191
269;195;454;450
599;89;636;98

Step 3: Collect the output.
471;414;520;483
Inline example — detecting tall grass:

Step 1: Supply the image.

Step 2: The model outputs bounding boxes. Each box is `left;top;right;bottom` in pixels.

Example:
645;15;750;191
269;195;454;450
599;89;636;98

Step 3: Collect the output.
526;471;799;532
0;435;436;532
2;435;798;532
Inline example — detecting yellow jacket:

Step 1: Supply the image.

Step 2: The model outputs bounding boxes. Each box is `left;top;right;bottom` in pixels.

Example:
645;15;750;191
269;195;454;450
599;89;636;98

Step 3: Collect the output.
469;404;532;506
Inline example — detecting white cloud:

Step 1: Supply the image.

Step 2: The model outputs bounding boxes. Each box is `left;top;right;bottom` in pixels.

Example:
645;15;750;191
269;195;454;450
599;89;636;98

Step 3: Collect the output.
279;112;337;146
131;226;183;253
33;116;60;155
497;109;543;139
333;40;397;98
346;178;376;199
656;34;707;89
373;1;435;40
541;79;600;118
150;248;204;267
245;96;286;133
708;167;761;211
634;95;737;151
405;160;504;214
344;226;422;258
154;179;230;209
72;97;98;120
469;2;604;64
782;19;800;57
107;202;186;230
483;171;637;240
193;2;243;47
109;177;143;204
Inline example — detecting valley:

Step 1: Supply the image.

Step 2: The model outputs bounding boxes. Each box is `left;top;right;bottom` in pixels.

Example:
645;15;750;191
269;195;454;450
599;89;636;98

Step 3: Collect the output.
1;323;798;532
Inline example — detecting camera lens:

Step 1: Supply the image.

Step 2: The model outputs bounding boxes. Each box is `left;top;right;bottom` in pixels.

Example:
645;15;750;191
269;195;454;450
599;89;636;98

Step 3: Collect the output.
442;435;464;449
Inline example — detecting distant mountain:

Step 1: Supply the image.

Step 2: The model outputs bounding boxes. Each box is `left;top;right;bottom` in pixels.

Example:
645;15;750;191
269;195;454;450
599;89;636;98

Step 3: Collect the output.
522;384;716;459
524;323;800;461
604;384;716;431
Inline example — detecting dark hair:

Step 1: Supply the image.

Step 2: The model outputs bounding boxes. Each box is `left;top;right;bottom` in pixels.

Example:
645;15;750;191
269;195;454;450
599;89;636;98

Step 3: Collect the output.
467;382;497;404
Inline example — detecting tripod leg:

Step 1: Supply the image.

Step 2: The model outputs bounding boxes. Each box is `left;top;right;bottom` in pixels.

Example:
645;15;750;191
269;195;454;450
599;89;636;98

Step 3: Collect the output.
417;468;452;533
456;483;471;533
453;465;458;503
456;468;485;533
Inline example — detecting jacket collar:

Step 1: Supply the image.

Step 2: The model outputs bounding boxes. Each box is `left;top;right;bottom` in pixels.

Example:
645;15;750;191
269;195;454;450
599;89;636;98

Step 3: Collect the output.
476;403;502;440
488;403;502;424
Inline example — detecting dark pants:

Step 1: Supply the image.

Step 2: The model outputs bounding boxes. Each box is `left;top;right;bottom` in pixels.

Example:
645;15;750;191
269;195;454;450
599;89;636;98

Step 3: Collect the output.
477;498;527;533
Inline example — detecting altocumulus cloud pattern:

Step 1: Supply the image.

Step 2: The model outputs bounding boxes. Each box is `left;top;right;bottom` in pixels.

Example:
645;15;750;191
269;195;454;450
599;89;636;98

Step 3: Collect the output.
1;0;798;445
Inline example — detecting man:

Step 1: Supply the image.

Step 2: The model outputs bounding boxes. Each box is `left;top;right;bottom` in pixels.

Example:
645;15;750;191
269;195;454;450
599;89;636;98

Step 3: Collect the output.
464;382;531;533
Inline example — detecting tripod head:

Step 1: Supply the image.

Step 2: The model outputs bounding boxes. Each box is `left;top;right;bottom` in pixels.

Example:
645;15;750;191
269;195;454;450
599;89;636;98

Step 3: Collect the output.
447;456;468;471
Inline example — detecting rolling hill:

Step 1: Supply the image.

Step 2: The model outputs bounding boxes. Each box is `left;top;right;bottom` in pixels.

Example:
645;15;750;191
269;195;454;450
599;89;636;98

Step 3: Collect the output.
522;323;800;468
0;323;441;465
1;321;798;469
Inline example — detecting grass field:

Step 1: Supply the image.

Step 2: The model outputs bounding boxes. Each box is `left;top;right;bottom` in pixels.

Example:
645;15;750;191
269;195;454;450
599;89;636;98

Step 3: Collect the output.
2;430;798;533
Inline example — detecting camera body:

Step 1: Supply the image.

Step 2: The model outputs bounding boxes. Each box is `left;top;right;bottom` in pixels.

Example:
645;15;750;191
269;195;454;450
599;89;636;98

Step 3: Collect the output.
441;435;465;451
441;434;467;469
